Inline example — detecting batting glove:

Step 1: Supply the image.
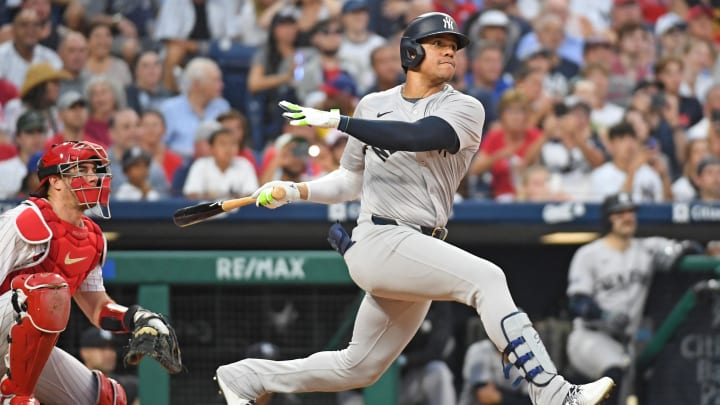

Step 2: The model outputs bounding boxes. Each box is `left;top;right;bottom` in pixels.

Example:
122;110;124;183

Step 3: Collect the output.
279;100;342;128
251;181;301;209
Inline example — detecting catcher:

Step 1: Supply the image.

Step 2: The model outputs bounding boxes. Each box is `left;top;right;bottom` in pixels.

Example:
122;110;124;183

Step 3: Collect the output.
0;141;182;405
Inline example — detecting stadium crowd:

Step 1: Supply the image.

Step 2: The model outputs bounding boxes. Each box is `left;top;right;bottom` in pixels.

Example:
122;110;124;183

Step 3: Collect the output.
0;0;719;204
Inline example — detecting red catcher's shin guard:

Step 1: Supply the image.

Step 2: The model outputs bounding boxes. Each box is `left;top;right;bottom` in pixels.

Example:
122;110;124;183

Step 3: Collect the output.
0;273;70;400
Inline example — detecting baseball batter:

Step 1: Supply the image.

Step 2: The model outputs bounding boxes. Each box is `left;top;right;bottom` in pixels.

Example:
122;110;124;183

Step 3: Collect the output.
566;192;704;404
216;13;614;405
0;141;177;405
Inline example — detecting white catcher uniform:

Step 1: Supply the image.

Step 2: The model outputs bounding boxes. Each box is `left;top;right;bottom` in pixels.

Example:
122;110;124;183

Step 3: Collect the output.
566;236;675;379
0;203;105;405
217;84;582;405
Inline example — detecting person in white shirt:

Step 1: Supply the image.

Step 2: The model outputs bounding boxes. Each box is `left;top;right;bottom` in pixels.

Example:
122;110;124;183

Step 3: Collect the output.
591;122;665;202
672;137;709;201
0;9;62;90
114;146;161;201
687;83;720;140
338;0;386;95
183;127;258;199
582;63;625;132
0;110;47;199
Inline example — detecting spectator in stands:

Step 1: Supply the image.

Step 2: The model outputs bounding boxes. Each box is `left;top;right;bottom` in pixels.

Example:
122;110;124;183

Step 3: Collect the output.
3;62;70;138
465;10;512;64
259;133;316;184
469;89;544;201
526;12;579;81
465;42;509;129
608;0;644;32
125;50;172;114
519;47;572;102
58;31;90;96
161;57;230;159
139;109;183;185
583;63;625;131
294;0;341;47
183;127;258;200
338;0;386;95
314;72;359;118
295;18;352;105
83;22;133;87
217;109;258;171
515;164;569;202
608;22;653;107
654;13;688;59
459;338;530;405
108;108;168;196
233;0;285;47
581;35;614;71
623;107;677;185
0;110;47;199
170;119;220;196
512;65;553;129
0;9;62;89
247;7;302;145
78;327;139;405
45;91;89;149
685;5;715;44
0;0;62;50
687;83;720;140
654;56;702;130
590;122;665;202
672;138;709;201
83;75;125;147
539;98;606;200
77;0;156;65
680;39;715;103
695;156;720;202
515;2;583;68
114;146;161;201
154;0;240;92
364;44;403;95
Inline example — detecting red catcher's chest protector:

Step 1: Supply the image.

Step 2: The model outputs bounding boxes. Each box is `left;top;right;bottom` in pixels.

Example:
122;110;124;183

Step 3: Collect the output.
2;197;106;295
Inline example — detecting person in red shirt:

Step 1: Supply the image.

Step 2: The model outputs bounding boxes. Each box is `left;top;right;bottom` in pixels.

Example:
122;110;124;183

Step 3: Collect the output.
469;88;545;200
139;109;183;184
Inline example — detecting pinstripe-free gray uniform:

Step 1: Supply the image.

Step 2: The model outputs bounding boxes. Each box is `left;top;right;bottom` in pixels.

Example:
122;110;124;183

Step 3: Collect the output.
0;204;102;404
217;84;574;405
566;236;673;378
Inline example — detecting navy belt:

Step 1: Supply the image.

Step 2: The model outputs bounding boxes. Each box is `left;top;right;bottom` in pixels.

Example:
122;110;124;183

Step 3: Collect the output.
371;215;448;241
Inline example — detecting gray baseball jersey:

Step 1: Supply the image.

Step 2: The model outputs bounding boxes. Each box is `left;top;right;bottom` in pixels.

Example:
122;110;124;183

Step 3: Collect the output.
459;339;530;405
340;84;484;227
567;236;673;335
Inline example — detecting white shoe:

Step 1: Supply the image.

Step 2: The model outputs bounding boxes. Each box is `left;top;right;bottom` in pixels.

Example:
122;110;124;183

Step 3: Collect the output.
563;377;615;405
214;373;255;405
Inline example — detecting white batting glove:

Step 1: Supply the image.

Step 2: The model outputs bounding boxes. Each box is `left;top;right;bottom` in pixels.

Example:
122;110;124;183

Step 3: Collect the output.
251;181;301;209
279;100;341;128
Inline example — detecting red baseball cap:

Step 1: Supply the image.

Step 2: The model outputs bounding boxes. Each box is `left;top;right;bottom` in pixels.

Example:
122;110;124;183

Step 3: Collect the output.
686;5;713;22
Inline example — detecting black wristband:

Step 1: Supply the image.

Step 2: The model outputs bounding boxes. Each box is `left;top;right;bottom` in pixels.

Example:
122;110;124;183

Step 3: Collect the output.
123;304;142;331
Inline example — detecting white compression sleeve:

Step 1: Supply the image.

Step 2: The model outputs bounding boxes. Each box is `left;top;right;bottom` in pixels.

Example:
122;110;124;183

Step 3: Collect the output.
303;167;363;204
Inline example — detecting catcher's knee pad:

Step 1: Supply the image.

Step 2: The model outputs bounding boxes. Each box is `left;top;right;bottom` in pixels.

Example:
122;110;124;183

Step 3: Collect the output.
11;273;71;332
500;312;558;387
0;274;71;399
93;371;127;405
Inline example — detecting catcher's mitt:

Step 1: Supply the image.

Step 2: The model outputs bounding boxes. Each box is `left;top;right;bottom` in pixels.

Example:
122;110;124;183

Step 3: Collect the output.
123;305;183;374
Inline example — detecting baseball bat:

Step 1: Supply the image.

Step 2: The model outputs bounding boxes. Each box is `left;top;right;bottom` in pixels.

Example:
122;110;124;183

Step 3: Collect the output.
172;187;287;227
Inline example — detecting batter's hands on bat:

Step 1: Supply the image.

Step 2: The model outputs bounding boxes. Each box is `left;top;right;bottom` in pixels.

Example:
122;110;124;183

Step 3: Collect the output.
279;100;341;128
252;181;301;209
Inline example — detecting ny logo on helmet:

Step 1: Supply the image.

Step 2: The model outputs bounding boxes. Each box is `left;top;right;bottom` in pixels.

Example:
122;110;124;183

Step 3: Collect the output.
443;16;454;30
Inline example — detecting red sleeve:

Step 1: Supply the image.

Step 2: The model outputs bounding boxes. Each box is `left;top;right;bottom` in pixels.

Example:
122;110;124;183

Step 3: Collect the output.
163;151;185;183
479;130;503;154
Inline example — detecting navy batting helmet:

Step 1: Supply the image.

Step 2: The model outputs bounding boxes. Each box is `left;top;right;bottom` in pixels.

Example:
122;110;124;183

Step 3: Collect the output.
600;192;637;233
400;12;470;70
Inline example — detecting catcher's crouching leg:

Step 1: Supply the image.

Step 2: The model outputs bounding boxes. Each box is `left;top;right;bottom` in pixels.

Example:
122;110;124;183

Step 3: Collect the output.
93;371;127;405
0;273;71;404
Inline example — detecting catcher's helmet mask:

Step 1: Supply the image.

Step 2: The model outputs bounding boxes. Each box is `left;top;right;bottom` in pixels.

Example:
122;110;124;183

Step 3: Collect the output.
401;12;470;70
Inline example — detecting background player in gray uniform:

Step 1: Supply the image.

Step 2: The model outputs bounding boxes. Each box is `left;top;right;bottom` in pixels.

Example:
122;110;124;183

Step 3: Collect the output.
459;338;530;405
216;12;614;405
566;192;704;405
